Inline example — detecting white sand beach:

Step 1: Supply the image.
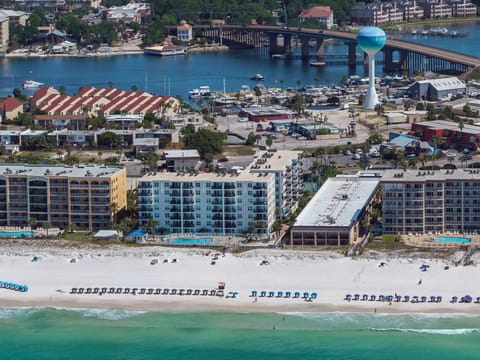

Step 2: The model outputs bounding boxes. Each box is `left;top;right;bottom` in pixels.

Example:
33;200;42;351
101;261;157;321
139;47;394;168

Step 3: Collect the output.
0;240;479;314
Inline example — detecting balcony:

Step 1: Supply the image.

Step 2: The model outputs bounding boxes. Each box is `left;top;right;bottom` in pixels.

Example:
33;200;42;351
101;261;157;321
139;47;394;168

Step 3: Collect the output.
170;206;181;212
183;206;195;212
212;191;223;197
224;191;235;197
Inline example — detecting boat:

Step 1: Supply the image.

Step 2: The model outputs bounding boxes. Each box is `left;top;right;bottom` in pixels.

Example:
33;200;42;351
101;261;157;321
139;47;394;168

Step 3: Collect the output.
214;95;237;105
22;80;44;88
250;74;264;81
189;86;211;98
144;44;187;56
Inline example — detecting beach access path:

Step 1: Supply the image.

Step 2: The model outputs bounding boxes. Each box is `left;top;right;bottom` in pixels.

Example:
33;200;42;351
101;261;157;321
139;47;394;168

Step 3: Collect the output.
0;239;479;314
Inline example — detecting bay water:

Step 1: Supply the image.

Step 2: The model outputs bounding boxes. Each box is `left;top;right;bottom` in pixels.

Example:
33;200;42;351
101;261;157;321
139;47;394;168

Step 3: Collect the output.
1;307;479;359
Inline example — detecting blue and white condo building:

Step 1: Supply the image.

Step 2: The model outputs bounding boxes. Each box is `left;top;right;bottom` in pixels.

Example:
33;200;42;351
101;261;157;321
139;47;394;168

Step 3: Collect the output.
137;150;304;236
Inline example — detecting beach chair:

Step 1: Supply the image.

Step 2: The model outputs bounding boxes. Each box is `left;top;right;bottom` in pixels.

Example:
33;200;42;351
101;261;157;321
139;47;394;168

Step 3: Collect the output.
475;297;480;304
303;292;309;300
78;288;84;294
377;295;384;302
209;289;216;296
277;291;283;298
108;288;115;294
344;294;352;301
178;289;185;296
86;288;92;294
70;288;78;294
131;288;138;296
260;291;267;297
310;292;317;301
402;295;410;302
450;296;458;303
147;288;154;295
202;289;208;296
385;295;393;302
100;288;107;295
186;289;193;295
436;296;442;303
155;288;162;295
163;288;170;295
293;292;300;299
123;288;130;294
193;289;200;296
268;291;275;298
420;296;427;303
362;294;368;301
115;288;122;294
394;296;402;302
369;295;376;301
353;294;360;301
171;289;177;295
250;290;258;297
411;296;419;303
93;288;99;294
284;291;291;298
139;288;146;295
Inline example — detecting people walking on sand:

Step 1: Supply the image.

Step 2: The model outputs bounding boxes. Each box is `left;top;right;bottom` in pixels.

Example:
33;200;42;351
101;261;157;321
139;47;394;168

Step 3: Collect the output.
418;278;422;285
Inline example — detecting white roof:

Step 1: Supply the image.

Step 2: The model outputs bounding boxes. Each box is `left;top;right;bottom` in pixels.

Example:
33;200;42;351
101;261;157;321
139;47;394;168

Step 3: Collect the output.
294;174;380;228
164;149;200;158
94;230;118;238
417;77;465;91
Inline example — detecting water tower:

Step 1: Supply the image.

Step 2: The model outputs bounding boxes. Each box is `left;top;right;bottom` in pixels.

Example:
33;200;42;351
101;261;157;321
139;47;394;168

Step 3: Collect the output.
356;26;387;109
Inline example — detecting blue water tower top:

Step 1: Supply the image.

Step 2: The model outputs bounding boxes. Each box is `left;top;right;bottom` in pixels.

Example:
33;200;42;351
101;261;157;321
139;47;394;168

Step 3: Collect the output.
357;26;386;53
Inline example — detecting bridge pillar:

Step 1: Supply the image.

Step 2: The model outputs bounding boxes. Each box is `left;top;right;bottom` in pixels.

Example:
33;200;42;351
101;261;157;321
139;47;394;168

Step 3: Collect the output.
268;34;279;55
382;47;394;73
347;42;356;68
283;34;292;53
300;36;310;60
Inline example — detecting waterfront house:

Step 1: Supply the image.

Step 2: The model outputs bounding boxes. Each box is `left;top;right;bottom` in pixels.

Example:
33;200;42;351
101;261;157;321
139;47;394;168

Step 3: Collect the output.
176;20;192;42
298;6;334;29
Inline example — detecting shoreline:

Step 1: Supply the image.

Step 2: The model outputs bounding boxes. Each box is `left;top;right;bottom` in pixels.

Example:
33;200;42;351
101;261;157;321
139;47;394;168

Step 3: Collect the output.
1;240;479;315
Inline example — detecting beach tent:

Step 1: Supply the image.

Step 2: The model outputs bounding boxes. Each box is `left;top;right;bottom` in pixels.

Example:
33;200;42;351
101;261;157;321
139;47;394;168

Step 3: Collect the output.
94;230;118;239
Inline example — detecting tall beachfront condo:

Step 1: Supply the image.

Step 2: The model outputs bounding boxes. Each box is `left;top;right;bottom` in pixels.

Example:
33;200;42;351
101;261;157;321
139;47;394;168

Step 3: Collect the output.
247;150;304;218
382;169;480;235
137;170;276;236
0;164;126;231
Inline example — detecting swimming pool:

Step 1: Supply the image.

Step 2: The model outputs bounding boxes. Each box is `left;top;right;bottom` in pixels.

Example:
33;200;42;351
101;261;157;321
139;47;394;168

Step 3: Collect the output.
170;237;213;245
0;231;35;238
433;237;472;243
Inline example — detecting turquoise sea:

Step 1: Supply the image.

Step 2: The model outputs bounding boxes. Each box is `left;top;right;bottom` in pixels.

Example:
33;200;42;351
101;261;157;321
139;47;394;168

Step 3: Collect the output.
2;308;480;359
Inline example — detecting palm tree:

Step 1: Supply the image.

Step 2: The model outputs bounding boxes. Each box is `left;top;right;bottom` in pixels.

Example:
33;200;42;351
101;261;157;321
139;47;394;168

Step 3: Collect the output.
147;218;158;235
28;217;37;230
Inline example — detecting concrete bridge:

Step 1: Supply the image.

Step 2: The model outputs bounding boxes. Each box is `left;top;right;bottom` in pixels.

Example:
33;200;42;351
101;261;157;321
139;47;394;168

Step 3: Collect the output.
193;25;479;76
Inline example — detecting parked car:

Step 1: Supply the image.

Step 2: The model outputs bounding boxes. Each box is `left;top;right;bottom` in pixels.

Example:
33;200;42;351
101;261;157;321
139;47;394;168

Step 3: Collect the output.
352;153;360;160
343;149;352;156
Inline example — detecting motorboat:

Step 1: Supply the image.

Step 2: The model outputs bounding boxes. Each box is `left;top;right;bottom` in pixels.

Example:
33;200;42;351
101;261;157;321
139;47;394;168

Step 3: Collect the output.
189;85;211;98
250;74;264;81
22;80;44;88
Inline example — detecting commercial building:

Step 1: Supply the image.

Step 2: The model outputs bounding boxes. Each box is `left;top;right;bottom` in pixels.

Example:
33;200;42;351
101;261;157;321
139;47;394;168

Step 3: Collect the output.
163;150;201;172
0;164;126;231
382;169;480;234
411;119;480;149
290;172;382;246
137;170;276;236
406;77;466;100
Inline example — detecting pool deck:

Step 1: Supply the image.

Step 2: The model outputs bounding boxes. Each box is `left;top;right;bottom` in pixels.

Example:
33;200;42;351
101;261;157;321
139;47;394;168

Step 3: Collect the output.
402;233;480;248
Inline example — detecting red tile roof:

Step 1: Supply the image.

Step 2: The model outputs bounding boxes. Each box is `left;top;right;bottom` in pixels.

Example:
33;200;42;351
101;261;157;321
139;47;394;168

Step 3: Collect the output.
299;6;333;18
0;97;23;112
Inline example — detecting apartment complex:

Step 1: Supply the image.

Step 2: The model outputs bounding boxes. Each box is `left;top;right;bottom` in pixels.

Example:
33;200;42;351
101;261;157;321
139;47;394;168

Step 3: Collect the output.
137;150;304;236
137;171;276;236
290;172;381;246
247;150;304;217
382;169;480;234
298;6;334;29
351;0;476;25
0;164;126;231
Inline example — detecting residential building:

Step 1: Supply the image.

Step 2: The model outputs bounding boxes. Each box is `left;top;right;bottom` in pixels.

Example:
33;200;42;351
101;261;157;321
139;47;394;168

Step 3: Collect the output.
137;170;276;236
418;0;452;18
34;114;88;130
411;119;480;149
406;77;466;100
106;2;150;24
290;172;382;246
247;150;304;217
382;168;480;234
298;6;334;29
176;20;192;42
402;1;424;21
0;9;27;26
0;164;126;230
133;137;158;157
0;97;23;121
105;114;143;129
451;0;477;17
0;15;8;52
48;129;99;147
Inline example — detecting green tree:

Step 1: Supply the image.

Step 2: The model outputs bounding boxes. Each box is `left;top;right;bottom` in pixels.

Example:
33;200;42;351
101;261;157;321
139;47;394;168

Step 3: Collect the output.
98;131;121;149
183;128;226;158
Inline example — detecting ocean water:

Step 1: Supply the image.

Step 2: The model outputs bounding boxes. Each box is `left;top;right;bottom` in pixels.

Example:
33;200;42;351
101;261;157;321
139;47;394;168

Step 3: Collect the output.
1;308;479;359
